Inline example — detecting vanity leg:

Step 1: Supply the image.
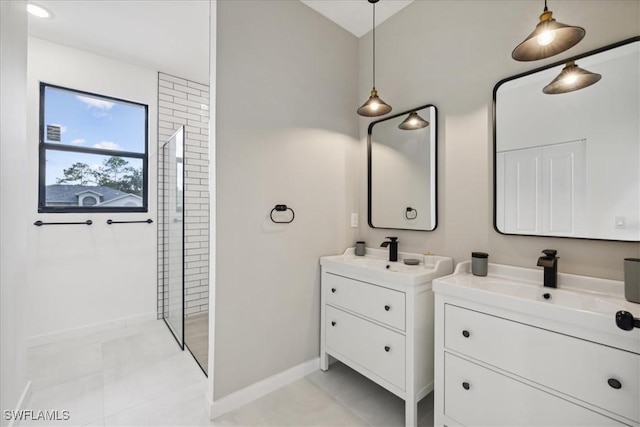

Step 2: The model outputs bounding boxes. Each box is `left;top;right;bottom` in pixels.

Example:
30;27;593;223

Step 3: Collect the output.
320;351;329;371
405;396;417;427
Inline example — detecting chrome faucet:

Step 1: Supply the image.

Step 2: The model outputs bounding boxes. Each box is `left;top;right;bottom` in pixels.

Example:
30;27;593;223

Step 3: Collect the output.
380;237;398;262
537;249;558;288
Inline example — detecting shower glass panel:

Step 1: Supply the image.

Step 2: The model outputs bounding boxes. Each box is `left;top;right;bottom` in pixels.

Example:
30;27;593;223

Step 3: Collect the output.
163;126;185;349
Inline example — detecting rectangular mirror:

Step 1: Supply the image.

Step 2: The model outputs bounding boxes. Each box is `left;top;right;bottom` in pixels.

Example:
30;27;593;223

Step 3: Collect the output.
494;37;639;242
368;104;437;231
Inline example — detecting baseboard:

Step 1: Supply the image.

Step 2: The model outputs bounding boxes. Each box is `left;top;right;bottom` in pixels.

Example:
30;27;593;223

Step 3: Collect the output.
26;312;157;347
8;380;32;427
208;357;320;420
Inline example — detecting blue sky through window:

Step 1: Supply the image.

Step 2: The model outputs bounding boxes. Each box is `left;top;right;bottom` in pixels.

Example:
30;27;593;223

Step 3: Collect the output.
44;86;146;153
43;85;146;188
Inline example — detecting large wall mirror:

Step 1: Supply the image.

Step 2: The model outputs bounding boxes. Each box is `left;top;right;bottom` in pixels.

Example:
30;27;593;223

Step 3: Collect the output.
494;37;639;242
368;105;437;231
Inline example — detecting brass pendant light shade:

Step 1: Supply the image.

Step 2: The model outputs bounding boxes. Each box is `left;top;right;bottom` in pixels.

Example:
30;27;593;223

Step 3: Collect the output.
542;61;602;94
398;111;429;130
512;1;585;61
358;0;392;117
358;89;392;117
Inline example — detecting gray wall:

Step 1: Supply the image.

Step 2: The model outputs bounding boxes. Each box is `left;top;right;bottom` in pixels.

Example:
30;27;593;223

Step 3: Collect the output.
0;0;29;422
215;0;359;399
358;0;640;280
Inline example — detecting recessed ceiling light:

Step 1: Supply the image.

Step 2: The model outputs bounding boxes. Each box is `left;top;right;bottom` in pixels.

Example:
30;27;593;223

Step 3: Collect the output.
27;3;52;19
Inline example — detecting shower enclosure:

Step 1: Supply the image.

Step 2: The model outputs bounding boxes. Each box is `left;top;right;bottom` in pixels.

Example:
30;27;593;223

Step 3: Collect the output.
162;126;185;349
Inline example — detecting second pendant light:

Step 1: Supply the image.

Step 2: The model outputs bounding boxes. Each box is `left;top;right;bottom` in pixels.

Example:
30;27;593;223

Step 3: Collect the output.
512;0;585;62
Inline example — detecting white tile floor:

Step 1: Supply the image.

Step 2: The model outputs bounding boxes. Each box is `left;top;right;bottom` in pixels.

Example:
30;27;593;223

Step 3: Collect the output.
24;320;433;427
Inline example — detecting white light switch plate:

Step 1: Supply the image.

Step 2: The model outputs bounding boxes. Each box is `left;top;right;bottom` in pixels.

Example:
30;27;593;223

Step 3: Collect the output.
350;213;358;228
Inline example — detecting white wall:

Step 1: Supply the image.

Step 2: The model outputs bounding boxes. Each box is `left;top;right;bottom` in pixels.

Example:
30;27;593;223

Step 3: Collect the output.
0;1;29;421
358;0;640;280
26;38;158;341
214;0;359;399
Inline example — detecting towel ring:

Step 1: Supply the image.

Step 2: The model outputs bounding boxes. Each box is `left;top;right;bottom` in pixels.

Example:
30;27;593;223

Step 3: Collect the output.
270;204;295;224
405;207;418;220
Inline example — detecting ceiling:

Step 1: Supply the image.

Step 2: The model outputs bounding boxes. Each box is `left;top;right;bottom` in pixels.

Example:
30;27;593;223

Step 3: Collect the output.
27;0;412;84
28;0;210;84
300;0;414;37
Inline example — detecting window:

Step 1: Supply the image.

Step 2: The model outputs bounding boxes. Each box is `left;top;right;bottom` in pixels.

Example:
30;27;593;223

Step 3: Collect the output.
38;83;148;213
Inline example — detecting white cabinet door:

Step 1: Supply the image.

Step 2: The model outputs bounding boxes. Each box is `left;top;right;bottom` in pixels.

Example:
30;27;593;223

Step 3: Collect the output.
325;273;406;330
444;353;626;427
445;304;640;422
325;305;406;390
498;139;586;236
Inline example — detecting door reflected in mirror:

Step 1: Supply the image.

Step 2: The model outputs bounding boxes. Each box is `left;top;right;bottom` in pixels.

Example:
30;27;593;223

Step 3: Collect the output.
368;105;437;231
494;38;639;242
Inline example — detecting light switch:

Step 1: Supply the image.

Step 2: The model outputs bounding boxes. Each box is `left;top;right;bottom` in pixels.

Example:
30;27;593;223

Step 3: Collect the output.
350;213;358;228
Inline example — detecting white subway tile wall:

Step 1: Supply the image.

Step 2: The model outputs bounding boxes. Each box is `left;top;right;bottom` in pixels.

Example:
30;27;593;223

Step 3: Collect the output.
157;73;210;318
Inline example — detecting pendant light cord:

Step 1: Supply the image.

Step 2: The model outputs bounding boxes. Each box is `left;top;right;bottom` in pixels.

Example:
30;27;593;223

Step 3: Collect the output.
372;1;376;88
543;0;548;12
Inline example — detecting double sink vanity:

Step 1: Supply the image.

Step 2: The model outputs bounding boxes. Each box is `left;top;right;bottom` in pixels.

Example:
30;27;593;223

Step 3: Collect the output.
319;247;640;427
322;36;640;427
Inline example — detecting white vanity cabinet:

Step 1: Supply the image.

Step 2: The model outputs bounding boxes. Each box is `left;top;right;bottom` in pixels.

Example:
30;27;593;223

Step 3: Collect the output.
320;248;453;427
433;262;640;427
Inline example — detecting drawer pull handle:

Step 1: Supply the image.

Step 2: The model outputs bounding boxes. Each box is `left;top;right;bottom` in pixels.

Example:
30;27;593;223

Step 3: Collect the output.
462;330;470;338
615;310;640;331
384;346;390;352
331;288;336;293
608;378;622;389
462;382;470;390
384;305;391;311
331;321;336;327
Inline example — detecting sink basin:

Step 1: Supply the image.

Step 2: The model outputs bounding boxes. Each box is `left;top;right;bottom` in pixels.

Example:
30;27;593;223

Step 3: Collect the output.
433;261;640;352
320;248;453;286
451;276;623;315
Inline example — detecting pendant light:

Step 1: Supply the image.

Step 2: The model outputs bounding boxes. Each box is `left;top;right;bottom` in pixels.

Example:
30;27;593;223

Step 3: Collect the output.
542;61;601;94
398;111;429;130
357;0;392;117
512;0;585;62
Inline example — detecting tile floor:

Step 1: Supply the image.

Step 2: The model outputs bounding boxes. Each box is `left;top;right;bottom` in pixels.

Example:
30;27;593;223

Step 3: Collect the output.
24;320;434;426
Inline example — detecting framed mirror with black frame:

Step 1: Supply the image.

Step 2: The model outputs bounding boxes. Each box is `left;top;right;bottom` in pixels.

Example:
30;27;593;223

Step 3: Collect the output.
368;104;437;232
494;37;639;242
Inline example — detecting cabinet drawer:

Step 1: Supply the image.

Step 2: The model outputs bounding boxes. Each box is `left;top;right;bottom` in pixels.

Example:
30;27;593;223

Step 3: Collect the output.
444;352;625;426
445;304;640;423
325;273;405;330
325;305;405;390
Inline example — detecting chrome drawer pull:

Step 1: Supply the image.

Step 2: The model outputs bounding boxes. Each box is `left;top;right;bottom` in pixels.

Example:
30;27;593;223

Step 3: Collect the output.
384;305;391;311
331;321;336;326
462;330;470;338
384;346;390;352
608;378;622;389
462;382;470;390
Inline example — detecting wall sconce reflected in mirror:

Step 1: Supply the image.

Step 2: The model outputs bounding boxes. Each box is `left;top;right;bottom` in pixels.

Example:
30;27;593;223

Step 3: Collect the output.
512;0;585;61
398;111;429;130
543;61;602;94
